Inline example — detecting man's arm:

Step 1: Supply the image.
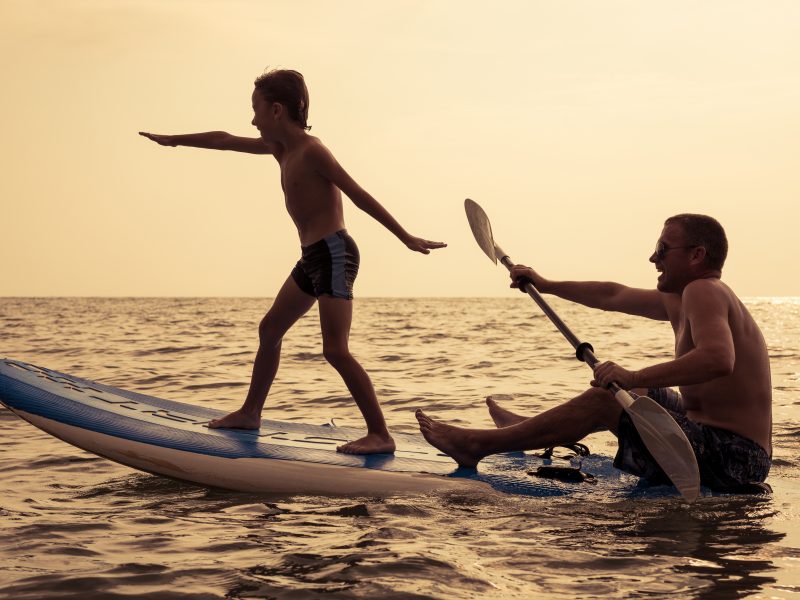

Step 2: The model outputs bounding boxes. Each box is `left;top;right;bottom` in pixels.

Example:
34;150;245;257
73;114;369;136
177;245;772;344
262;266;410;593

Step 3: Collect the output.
593;280;735;389
310;144;445;254
139;131;272;154
510;264;669;320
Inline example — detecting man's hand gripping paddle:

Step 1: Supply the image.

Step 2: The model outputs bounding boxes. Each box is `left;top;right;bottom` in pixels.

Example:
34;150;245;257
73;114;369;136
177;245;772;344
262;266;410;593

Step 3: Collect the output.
464;198;701;503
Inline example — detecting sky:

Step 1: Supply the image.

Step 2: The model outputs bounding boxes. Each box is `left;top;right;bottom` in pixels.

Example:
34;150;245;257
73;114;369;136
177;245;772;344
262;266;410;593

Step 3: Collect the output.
1;0;798;297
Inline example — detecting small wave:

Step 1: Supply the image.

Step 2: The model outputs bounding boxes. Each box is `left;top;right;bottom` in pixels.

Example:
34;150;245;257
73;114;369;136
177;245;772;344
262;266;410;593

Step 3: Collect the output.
134;374;179;385
30;347;86;356
183;381;247;391
27;455;102;469
0;572;221;600
203;320;236;328
133;345;207;356
379;355;404;362
320;503;370;517
466;361;493;369
222;350;252;357
291;352;323;361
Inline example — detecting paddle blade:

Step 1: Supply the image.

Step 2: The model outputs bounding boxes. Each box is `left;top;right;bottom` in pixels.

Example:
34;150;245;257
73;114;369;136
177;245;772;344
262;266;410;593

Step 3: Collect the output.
464;198;497;264
626;394;701;503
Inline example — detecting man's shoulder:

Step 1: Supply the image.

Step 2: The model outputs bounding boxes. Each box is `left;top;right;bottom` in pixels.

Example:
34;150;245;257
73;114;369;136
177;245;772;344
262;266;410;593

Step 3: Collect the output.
684;277;732;297
683;278;739;311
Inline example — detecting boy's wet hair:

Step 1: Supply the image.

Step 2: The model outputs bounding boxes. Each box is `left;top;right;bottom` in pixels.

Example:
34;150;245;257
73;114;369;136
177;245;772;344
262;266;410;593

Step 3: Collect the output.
254;69;311;130
665;213;728;270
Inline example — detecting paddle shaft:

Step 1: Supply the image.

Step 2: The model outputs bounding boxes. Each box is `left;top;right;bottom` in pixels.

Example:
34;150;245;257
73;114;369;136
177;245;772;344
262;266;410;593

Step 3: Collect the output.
496;247;623;395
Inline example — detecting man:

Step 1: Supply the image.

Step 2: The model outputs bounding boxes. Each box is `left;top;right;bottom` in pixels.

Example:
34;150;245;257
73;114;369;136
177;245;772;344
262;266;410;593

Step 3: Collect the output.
416;214;772;491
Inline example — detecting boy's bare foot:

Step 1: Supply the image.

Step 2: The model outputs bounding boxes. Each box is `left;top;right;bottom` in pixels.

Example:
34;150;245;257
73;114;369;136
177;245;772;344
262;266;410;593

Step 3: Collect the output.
208;409;262;430
337;433;396;455
486;396;527;428
415;409;482;468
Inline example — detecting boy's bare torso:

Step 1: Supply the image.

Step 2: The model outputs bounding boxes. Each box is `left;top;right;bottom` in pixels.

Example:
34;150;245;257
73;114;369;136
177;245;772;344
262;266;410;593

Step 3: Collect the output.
665;281;772;453
269;136;346;246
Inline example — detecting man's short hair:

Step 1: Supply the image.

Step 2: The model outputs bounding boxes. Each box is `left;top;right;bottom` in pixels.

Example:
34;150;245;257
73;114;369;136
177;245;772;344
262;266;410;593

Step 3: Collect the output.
665;214;728;271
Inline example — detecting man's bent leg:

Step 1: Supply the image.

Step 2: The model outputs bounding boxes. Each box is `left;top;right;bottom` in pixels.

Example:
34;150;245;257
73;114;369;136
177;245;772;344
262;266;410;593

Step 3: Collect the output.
318;295;395;455
486;396;528;427
417;387;623;468
487;387;649;429
209;277;316;429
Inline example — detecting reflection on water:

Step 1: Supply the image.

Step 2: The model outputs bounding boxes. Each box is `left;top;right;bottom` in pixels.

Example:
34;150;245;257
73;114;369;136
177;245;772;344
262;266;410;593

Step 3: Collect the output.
619;498;782;598
1;297;799;598
6;482;786;599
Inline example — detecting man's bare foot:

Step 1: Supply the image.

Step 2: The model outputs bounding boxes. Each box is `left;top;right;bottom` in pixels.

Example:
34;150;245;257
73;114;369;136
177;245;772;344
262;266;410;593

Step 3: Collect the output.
208;409;262;430
415;409;483;468
486;396;527;428
337;433;396;455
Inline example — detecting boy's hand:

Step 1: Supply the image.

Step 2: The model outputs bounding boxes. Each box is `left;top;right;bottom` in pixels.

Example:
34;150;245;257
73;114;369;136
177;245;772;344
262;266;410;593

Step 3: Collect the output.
139;132;177;147
404;235;447;255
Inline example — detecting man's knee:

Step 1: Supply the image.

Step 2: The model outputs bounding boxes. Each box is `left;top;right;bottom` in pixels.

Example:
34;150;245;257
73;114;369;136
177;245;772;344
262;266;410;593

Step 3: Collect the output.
573;387;623;429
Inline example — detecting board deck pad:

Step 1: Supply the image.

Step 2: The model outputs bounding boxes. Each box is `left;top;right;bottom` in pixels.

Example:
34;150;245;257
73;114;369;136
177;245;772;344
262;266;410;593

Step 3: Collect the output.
0;359;638;497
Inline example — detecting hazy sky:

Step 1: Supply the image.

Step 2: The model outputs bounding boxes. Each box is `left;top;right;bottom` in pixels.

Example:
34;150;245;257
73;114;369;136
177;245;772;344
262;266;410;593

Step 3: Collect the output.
2;0;798;297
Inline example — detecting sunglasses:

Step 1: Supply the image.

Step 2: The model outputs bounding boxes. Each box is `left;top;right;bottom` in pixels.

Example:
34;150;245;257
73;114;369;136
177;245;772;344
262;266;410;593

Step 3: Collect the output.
654;241;698;261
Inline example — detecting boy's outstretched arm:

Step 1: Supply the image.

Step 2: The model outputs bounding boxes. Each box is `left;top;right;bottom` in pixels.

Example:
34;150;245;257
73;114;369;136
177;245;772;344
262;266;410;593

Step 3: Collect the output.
311;145;446;254
139;131;272;154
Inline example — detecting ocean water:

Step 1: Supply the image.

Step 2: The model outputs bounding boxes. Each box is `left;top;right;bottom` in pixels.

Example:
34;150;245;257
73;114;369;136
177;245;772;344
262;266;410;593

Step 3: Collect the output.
1;296;798;599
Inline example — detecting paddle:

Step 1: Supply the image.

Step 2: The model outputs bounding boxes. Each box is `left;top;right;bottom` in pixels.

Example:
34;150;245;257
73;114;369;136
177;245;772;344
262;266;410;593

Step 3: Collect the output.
464;198;701;503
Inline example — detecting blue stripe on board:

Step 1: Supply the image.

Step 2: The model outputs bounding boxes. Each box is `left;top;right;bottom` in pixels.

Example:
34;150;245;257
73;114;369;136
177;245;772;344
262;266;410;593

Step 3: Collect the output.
0;372;448;473
0;361;423;444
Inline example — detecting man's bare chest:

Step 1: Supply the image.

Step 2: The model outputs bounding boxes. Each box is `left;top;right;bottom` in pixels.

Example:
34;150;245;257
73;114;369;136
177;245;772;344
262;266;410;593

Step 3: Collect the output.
674;316;694;357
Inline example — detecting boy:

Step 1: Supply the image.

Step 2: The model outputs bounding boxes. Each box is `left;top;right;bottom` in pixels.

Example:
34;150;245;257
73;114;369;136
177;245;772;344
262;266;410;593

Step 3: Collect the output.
140;69;445;454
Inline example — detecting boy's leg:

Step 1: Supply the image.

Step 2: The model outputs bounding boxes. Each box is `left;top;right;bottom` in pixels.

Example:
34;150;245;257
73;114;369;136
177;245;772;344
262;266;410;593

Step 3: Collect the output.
317;295;395;455
416;387;622;467
209;276;316;429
